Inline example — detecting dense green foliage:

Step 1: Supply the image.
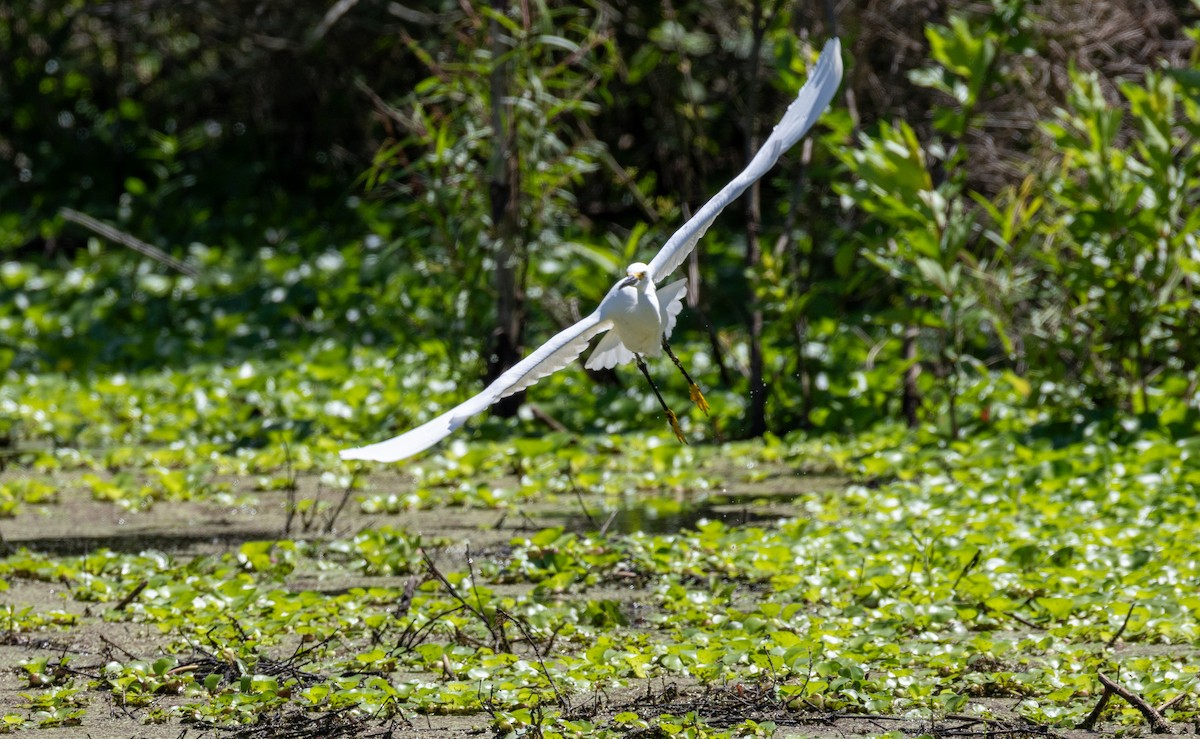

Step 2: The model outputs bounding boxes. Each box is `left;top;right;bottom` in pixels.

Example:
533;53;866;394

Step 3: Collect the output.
3;0;1198;439
2;1;1199;735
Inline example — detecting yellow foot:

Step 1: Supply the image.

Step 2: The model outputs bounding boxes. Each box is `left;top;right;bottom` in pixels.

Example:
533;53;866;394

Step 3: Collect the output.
666;409;687;444
689;383;710;415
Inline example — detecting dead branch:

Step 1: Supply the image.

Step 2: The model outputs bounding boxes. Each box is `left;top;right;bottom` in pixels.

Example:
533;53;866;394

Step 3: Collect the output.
1097;671;1173;733
527;402;568;434
112;579;148;611
1157;692;1188;713
1076;682;1114;730
387;1;458;25
354;78;427;138
309;0;361;42
59;207;199;277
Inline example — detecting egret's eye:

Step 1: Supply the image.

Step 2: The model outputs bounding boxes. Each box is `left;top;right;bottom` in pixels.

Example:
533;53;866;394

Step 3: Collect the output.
637;271;647;280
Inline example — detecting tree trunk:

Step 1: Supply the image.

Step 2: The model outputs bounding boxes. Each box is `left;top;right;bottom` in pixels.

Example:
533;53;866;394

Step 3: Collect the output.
743;0;768;438
485;0;525;417
902;324;921;428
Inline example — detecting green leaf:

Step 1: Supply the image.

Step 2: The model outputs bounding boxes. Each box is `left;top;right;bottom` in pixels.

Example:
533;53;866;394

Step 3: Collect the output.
1038;597;1074;619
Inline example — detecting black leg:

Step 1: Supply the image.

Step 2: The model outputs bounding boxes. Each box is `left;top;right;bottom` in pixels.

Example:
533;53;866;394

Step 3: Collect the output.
635;354;686;444
662;338;709;415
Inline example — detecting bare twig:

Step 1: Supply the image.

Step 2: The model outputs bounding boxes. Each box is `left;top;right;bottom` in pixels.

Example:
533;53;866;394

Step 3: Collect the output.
59;207;198;277
494;507;542;532
566;467;599;529
951;549;981;591
516;507;541;531
309;0;361;41
99;634;138;661
421;550;503;647
391;603;464;655
393;576;418;620
498;608;568;709
597;508;620;538
112;579;148;611
1106;604;1135;647
1097;671;1173;733
984;602;1041;630
466;543;510;652
323;470;361;534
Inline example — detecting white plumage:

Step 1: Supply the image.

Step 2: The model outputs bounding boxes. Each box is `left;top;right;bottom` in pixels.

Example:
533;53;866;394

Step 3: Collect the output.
340;38;843;463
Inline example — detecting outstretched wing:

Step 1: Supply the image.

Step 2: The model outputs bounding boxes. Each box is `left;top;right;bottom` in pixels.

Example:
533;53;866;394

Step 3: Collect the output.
646;37;843;283
341;311;612;463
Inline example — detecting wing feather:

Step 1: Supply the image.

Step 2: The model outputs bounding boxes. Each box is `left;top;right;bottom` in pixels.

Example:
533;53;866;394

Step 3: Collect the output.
647;37;843;283
341;312;612;462
657;278;688;341
494;312;612;400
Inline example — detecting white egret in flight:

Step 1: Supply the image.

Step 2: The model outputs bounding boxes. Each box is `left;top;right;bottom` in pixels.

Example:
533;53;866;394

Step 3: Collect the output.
342;37;843;463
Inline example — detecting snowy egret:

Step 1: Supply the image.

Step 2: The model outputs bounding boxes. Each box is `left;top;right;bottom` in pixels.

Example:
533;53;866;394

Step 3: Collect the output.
341;37;843;463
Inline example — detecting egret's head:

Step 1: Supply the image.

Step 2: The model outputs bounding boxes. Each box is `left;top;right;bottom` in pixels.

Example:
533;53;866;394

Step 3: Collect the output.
621;262;651;289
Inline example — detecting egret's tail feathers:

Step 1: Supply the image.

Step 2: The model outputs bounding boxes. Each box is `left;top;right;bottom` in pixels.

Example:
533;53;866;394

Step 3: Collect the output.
585;331;635;370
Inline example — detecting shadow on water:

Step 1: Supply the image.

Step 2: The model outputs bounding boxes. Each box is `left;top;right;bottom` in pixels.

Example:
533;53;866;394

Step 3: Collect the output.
562;490;809;536
3;529;283;557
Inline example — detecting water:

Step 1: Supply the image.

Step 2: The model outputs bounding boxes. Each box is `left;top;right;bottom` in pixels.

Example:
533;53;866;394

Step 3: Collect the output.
583;490;807;535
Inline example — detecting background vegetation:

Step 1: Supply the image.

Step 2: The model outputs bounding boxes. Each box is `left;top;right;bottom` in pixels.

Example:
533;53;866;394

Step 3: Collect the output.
2;0;1200;736
3;0;1198;442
